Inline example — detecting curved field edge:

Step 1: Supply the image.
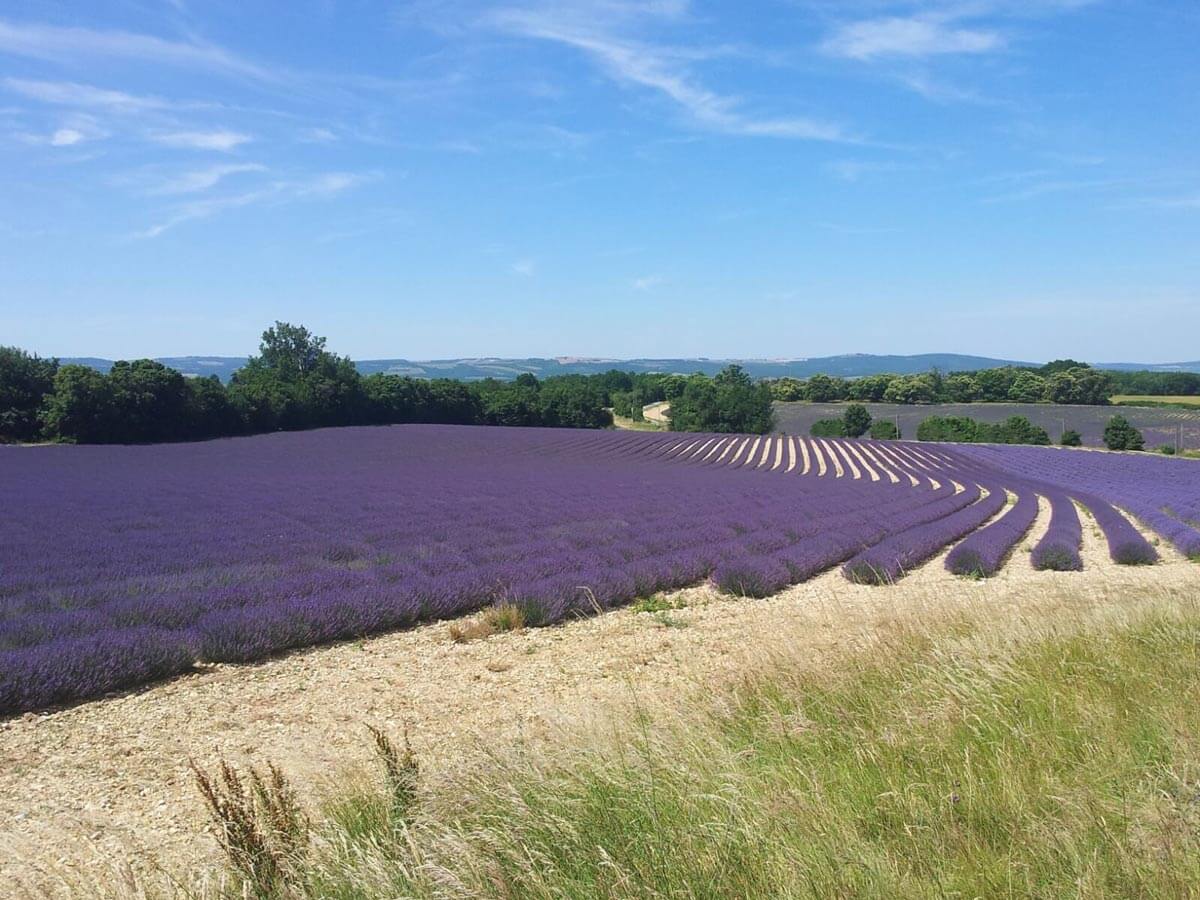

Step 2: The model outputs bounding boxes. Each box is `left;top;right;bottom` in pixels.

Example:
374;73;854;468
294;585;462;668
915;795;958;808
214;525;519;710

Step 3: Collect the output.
3;426;1198;716
196;583;1200;899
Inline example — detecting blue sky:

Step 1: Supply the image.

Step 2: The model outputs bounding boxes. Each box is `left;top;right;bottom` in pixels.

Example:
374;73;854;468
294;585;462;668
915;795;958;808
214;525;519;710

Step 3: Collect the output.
1;1;1197;362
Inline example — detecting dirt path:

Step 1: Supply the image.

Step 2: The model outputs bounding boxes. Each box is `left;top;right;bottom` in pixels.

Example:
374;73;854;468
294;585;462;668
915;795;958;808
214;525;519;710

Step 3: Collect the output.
2;537;1197;896
642;401;670;425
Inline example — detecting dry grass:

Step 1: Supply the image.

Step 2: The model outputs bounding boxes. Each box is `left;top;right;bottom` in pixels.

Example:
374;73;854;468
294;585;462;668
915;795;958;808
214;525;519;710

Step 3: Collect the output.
446;603;525;643
199;581;1200;899
190;759;309;897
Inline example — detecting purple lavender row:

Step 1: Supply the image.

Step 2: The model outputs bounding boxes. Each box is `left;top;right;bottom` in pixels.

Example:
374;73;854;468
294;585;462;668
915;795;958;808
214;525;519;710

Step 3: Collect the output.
1030;491;1083;571
1076;493;1159;565
945;487;1040;577
843;482;1008;585
710;482;968;596
954;444;1200;560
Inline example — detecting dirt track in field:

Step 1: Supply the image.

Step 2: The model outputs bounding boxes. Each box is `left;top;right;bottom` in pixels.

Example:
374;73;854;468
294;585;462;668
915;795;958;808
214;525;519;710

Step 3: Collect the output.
2;504;1198;897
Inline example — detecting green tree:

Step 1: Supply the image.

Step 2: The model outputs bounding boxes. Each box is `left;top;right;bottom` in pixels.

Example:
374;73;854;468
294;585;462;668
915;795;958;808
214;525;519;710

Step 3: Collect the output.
1060;429;1082;447
882;375;935;405
229;322;364;430
1044;368;1115;405
40;364;115;443
0;346;58;442
975;367;1018;402
916;416;979;442
1040;359;1091;375
669;366;774;433
842;403;872;438
1007;371;1047;403
810;418;845;437
1103;415;1145;451
106;359;191;442
424;380;483;424
942;373;980;403
846;374;895;403
538;378;612;428
804;374;848;403
257;322;328;379
869;420;900;440
981;415;1050;445
185;375;242;438
769;378;805;402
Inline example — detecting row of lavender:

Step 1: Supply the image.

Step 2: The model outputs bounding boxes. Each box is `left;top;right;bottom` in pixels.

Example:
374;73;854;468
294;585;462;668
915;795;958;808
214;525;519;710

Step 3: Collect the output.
3;426;1198;714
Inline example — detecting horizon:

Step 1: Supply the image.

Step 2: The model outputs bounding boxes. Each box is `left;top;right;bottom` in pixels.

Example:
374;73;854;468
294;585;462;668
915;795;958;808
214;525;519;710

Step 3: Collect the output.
2;2;1198;361
48;349;1200;369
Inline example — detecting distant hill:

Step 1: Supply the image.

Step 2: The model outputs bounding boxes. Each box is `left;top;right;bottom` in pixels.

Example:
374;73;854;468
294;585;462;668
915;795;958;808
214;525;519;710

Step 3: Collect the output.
1098;361;1200;373
57;353;1200;383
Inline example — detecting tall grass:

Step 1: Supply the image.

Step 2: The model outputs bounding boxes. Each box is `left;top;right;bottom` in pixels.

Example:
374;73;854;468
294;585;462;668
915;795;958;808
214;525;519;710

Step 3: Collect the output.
207;595;1200;898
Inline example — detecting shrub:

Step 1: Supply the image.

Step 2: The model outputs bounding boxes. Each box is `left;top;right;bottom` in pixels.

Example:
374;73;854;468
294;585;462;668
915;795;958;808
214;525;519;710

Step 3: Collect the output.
1104;415;1145;451
1158;445;1176;456
1111;542;1158;566
1060;429;1082;447
842;404;872;438
916;416;978;443
712;560;789;598
810;418;845;437
1031;543;1083;571
869;420;900;440
945;548;987;578
986;416;1051;446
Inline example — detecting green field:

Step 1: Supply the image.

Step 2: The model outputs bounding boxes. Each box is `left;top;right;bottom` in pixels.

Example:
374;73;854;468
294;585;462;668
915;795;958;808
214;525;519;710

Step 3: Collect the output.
1113;395;1200;407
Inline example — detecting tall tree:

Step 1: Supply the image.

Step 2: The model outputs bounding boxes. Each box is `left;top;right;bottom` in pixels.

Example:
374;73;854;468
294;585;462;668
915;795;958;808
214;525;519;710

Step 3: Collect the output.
40;365;115;443
0;346;58;442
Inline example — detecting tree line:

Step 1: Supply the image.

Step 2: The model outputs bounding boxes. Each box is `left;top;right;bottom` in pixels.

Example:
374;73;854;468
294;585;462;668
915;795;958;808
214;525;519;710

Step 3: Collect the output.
0;324;619;444
769;360;1122;406
0;325;779;444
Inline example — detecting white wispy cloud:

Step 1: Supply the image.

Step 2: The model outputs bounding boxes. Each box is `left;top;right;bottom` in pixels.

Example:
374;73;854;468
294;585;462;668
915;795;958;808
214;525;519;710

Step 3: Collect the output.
632;274;664;291
152;129;253;151
135;171;367;238
825;159;903;182
150;163;267;194
20;113;108;147
482;2;851;142
0;18;277;82
298;127;338;143
822;16;1002;60
50;127;83;146
510;258;536;276
2;77;173;111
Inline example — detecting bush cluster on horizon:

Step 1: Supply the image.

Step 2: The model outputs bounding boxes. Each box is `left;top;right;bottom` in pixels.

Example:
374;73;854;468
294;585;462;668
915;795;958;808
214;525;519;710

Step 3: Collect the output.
916;414;1052;446
809;403;900;440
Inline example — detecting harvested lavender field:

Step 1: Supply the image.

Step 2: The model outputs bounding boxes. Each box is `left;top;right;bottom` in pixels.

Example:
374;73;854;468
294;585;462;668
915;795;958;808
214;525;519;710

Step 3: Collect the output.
774;401;1200;449
3;425;1199;715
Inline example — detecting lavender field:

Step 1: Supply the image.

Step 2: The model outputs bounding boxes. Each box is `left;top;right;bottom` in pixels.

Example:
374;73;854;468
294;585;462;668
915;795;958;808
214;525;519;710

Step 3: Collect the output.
774;401;1200;449
2;425;1199;715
